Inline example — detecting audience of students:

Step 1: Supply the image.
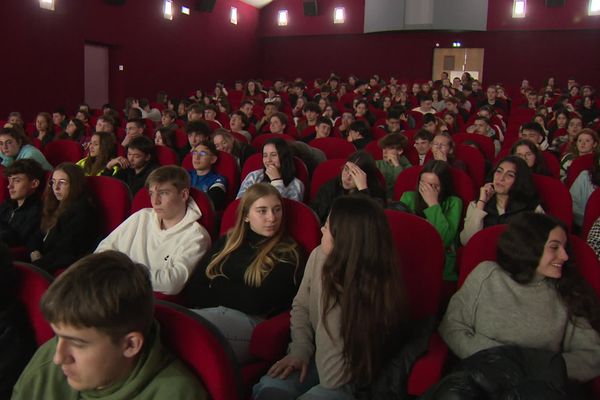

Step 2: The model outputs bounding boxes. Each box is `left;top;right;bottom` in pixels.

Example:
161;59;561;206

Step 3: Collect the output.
510;138;552;176
375;133;412;199
0;127;52;171
111;135;159;196
76;131;119;176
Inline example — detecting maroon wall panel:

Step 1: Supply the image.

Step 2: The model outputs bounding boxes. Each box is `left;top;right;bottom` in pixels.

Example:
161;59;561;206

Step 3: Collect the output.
259;29;600;89
2;0;260;120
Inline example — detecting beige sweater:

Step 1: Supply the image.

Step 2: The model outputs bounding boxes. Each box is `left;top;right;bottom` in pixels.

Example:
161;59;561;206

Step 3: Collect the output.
288;246;349;389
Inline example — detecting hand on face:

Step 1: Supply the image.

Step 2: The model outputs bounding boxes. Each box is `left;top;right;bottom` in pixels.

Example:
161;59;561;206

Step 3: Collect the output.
478;183;495;208
419;181;439;207
346;161;368;191
265;164;281;181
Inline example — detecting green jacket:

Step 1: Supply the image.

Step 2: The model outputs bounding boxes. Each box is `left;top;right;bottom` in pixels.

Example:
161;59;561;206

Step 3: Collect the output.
399;191;462;281
11;322;207;400
376;157;412;199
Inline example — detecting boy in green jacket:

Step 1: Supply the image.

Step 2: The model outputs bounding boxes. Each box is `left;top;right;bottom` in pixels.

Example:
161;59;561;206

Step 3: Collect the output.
11;251;207;400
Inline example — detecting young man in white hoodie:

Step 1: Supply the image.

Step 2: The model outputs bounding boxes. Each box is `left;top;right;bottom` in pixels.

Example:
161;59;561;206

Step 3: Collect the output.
95;166;211;295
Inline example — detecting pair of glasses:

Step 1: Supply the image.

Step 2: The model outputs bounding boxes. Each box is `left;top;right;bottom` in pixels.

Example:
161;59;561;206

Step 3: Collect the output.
191;150;209;157
48;179;69;188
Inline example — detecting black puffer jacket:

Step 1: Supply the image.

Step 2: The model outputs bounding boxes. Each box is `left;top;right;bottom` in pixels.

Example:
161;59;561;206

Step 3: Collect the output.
420;346;569;400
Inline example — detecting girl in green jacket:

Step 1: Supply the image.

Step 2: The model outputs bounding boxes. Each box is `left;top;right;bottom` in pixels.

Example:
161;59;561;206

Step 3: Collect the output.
400;160;462;280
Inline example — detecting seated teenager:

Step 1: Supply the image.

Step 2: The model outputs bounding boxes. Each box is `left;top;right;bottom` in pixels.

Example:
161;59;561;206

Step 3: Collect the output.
111;136;159;196
460;156;544;245
375;133;411;199
560;129;599;181
30;163;99;273
184;183;301;364
154;127;178;152
0;159;45;250
379;108;406;134
296;102;321;134
159;108;179;131
228;110;252;141
120;118;145;147
519;121;549;151
188;141;227;211
212;128;255;169
399;160;462;281
0;243;35;399
0;127;52;171
550;115;583;156
237;138;304;202
431;132;466;171
346;120;372;150
32;112;55;148
253;196;407;400
56;118;87;145
441;213;600;384
511;138;552;177
301;116;333;143
95;166;211;295
312;151;386;223
570;151;599;229
178;120;211;161
268;112;289;135
76;131;119;176
11;251;208;399
413;129;434;166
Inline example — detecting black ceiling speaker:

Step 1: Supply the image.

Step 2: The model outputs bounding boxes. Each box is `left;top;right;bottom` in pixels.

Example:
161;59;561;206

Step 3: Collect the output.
196;0;216;12
545;0;566;7
303;0;318;16
104;0;127;4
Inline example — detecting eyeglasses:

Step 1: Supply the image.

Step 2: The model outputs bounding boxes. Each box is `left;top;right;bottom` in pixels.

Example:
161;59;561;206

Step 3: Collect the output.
191;150;209;157
48;179;69;188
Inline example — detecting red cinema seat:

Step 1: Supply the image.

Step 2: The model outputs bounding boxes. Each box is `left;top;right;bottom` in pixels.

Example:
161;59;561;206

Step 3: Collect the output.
87;176;132;238
43;140;83;166
566;153;594;188
308;137;356;160
250;134;294;150
155;145;179;166
455;144;486;189
182;151;240;203
155;301;243;400
14;262;54;346
309;159;345;203
532;173;573;230
453;133;495;161
384;210;447;395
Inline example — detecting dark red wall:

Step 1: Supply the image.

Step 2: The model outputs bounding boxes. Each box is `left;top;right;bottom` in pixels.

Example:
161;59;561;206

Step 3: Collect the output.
2;0;260;121
258;0;600;89
487;0;600;31
259;29;600;89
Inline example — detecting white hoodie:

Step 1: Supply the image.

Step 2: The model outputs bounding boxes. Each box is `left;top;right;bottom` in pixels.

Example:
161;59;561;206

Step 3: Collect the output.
95;200;211;295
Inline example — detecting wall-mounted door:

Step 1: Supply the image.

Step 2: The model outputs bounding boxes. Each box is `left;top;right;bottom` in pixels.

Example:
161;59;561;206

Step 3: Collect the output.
84;43;109;109
432;48;484;82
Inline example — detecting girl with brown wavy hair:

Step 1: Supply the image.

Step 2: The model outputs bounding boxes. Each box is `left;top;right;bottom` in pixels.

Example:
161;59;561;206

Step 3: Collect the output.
254;195;406;399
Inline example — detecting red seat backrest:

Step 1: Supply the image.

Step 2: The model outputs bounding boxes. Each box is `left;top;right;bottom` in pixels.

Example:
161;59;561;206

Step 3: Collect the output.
87;176;132;237
365;140;383;160
453;133;495;161
308;137;356;160
220;198;321;255
532;173;573;230
15;262;54;346
43;140;83;167
155;146;179;166
566;153;594;188
155;301;243;400
455;144;486;189
384;210;444;319
309;159;345;202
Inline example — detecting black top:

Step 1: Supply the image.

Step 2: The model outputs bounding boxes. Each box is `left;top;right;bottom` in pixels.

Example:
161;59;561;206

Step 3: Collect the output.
0;196;42;250
184;229;301;317
32;196;100;273
115;162;159;196
311;177;386;224
483;196;540;228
